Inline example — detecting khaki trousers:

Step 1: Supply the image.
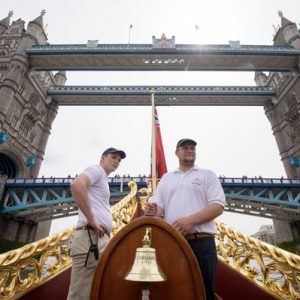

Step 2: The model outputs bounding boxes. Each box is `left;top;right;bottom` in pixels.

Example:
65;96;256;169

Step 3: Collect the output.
67;229;109;300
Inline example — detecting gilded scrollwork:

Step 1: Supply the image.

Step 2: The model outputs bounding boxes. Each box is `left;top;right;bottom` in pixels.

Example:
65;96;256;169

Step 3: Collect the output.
0;227;75;299
111;181;139;235
215;221;300;299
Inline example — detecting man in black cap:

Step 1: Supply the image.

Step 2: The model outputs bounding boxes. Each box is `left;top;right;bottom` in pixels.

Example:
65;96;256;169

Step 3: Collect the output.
145;138;225;300
67;147;126;300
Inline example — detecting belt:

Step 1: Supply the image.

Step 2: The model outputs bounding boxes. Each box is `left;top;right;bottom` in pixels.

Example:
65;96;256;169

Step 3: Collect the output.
185;232;214;241
76;225;110;236
76;225;93;231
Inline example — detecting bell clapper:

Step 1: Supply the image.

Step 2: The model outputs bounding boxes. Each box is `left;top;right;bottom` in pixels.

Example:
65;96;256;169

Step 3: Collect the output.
141;283;150;300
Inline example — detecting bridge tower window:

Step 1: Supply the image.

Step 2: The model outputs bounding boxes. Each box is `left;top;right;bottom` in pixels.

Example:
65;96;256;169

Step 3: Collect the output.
19;120;30;137
29;93;39;108
11;114;18;127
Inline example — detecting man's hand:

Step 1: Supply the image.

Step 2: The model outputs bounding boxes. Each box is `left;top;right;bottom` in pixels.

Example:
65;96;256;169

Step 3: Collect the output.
172;215;196;235
87;218;106;237
144;203;158;216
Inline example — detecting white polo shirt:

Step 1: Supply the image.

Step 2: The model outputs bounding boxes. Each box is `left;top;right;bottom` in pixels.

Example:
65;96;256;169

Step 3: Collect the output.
77;165;113;231
152;166;226;234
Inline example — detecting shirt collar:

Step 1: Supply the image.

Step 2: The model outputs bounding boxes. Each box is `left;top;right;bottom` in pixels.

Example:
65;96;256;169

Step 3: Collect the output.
173;165;200;174
98;165;109;178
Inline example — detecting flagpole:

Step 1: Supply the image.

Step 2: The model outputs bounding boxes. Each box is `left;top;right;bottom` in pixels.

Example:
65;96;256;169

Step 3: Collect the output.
128;24;133;46
150;89;157;192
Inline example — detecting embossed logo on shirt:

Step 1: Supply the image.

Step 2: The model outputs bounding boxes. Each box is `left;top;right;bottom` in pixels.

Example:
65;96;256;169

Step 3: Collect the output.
191;178;202;185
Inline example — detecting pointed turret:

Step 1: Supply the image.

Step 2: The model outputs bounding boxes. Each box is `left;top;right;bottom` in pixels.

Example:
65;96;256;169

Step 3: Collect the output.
26;10;47;44
273;11;300;49
279;11;295;28
254;72;268;86
0;11;13;35
54;71;67;86
6;11;48;87
15;10;47;57
28;10;45;29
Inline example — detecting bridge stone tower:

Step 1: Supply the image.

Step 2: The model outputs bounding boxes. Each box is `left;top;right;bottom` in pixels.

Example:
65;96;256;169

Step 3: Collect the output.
255;13;300;243
0;12;66;242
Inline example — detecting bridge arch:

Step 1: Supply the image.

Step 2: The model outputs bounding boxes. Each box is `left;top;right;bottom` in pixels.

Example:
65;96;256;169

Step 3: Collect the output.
0;148;26;178
0;153;16;178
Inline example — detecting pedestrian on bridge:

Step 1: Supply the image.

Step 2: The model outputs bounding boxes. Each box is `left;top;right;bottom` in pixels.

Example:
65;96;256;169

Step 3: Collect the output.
145;138;226;300
67;147;126;300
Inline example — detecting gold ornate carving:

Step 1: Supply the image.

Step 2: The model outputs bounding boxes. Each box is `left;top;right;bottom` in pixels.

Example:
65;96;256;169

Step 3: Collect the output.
0;227;75;299
2;181;300;299
137;187;152;211
215;221;300;299
111;181;139;235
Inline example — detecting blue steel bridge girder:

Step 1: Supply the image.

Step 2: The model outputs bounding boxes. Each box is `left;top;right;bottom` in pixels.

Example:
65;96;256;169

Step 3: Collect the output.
221;178;300;221
1;177;300;223
0;177;146;222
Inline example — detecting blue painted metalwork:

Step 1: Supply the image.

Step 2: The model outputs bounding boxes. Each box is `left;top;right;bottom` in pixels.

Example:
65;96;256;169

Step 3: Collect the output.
1;177;300;223
0;132;8;144
289;157;300;168
0;177;147;222
26;155;36;167
220;177;300;220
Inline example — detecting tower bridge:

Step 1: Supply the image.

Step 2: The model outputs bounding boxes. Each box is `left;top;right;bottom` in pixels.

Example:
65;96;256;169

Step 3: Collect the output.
47;85;276;106
1;11;300;243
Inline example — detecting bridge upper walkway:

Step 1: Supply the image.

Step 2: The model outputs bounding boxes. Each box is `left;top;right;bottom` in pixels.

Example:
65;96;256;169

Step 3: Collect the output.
27;43;300;71
47;85;276;106
1;177;300;223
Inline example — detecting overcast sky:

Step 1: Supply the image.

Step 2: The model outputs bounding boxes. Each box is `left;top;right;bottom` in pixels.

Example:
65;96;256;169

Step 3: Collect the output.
3;0;300;235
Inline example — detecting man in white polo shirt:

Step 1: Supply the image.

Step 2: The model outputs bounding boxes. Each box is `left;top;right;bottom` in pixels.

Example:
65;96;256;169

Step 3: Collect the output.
67;147;126;300
145;138;226;300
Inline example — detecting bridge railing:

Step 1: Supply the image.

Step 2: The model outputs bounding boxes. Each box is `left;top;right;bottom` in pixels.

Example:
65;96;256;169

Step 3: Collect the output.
5;176;149;186
5;176;300;186
219;177;300;185
5;177;73;185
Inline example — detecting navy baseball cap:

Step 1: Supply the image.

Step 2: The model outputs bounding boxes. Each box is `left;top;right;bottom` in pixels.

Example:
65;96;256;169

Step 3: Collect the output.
176;138;197;148
102;147;126;159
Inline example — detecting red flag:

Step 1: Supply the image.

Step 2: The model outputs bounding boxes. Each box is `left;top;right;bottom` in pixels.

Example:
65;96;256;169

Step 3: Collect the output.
152;107;167;178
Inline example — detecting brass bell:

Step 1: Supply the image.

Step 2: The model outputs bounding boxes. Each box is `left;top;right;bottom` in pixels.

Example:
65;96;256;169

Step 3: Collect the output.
124;227;166;282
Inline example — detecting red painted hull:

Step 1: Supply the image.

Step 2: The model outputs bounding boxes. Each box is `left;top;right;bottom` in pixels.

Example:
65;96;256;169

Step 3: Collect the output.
20;259;276;300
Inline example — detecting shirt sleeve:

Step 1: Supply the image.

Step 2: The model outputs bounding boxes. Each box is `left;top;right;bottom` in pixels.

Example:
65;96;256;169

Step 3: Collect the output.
206;171;226;207
83;166;103;185
152;176;166;210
